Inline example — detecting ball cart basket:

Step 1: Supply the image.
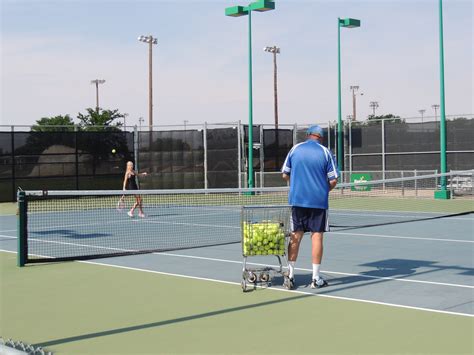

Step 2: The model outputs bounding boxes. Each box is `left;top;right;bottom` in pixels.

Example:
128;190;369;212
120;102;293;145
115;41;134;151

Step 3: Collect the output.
240;205;292;292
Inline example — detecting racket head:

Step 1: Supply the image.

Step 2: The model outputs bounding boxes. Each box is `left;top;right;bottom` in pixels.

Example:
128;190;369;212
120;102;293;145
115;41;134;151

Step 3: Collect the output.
116;196;125;211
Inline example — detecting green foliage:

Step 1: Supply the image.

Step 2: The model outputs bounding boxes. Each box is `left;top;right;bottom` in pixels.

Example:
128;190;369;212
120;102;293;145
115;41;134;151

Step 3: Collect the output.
31;115;75;132
77;108;125;131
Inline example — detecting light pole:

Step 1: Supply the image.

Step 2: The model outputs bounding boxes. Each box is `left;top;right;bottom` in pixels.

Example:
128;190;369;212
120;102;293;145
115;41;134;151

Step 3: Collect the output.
184;120;188;131
432;104;440;123
264;45;280;128
369;101;379;116
90;79;105;113
337;17;360;171
350;85;363;121
225;0;276;189
435;0;449;198
138;117;144;131
138;35;158;131
418;109;426;123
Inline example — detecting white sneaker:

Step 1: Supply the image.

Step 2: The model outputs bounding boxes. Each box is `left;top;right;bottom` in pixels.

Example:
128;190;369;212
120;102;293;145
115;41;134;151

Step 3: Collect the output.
311;278;328;289
127;211;134;218
138;212;145;218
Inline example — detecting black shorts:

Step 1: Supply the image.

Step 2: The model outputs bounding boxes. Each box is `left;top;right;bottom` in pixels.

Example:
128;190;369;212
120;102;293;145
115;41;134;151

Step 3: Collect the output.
291;207;329;233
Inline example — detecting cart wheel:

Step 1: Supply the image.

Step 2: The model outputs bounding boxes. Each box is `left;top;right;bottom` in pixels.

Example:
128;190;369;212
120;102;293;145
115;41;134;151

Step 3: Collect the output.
260;272;270;282
247;272;257;283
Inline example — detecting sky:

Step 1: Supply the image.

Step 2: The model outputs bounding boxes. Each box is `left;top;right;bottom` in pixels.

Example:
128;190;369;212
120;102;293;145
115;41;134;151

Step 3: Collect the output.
1;0;473;128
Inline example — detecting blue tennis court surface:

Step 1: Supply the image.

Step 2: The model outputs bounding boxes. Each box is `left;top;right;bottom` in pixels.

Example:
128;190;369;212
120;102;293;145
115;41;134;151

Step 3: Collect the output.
1;208;473;316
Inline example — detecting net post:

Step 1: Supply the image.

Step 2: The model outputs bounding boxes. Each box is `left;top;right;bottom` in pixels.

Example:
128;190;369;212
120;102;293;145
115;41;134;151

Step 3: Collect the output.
17;190;27;267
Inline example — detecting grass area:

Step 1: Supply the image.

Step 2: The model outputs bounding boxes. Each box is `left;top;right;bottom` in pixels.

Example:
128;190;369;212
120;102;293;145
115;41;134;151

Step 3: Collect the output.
1;251;472;354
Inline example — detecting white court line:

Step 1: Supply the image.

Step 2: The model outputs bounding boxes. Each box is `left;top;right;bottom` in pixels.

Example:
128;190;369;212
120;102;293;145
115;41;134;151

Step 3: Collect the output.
154;252;474;290
140;219;240;229
329;231;474;244
332;211;473;221
1;248;469;318
0;229;16;233
0;234;15;240
1;231;471;290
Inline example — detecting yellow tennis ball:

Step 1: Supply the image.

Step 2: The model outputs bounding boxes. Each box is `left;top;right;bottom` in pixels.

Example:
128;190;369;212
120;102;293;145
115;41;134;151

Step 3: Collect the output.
111;149;116;154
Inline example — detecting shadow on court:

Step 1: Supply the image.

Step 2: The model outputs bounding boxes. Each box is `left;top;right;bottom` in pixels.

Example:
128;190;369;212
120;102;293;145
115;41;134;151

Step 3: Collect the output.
332;211;473;231
270;259;474;294
34;294;312;348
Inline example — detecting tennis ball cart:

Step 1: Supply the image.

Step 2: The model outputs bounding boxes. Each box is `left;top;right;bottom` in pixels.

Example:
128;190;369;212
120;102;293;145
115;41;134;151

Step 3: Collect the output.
241;206;292;292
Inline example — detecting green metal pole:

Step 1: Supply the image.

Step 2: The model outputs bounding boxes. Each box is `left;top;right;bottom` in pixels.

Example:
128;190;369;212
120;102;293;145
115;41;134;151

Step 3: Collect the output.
248;7;254;189
436;0;449;199
337;18;343;171
17;190;27;267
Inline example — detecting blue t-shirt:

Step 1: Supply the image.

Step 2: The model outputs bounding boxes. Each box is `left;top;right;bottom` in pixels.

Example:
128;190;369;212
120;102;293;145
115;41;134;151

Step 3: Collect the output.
281;140;339;209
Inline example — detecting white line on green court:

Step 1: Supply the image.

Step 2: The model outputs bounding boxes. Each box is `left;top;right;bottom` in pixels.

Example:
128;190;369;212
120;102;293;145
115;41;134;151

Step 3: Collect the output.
329;231;474;243
1;249;471;318
153;252;474;289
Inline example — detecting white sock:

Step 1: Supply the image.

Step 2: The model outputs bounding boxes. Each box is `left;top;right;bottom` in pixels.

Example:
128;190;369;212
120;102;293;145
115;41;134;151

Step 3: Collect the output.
312;264;321;280
288;261;295;279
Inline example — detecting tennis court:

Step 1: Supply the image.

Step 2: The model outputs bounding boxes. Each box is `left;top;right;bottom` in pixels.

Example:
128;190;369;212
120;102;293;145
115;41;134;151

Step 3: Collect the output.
1;173;473;354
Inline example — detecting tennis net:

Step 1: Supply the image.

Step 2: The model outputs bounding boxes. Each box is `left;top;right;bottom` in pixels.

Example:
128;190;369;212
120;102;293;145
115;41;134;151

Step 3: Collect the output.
17;170;473;265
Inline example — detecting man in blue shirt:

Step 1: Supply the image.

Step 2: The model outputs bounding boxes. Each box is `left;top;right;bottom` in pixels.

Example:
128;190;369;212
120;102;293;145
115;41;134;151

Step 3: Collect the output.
281;125;338;289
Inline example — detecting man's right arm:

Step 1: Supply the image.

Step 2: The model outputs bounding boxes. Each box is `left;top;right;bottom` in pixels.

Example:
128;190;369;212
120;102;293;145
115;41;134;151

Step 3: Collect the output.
328;179;337;191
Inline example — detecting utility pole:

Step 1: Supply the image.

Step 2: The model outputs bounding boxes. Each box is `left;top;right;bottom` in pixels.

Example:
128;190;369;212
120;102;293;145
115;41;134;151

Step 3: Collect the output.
90;79;106;113
138;35;158;130
369;101;379;117
264;46;280;128
350;85;363;121
432;104;440;123
419;109;426;123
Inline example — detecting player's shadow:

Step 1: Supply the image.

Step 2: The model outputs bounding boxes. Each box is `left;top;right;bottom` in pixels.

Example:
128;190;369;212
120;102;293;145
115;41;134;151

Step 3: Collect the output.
274;258;473;292
32;229;111;239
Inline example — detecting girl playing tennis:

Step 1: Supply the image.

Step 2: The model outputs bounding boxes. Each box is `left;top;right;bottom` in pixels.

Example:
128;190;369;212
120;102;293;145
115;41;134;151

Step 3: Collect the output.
122;161;147;218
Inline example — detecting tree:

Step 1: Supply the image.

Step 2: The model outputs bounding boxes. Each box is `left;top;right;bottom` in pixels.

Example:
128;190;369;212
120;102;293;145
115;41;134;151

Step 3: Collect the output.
77;108;125;131
366;113;404;125
31;115;75;132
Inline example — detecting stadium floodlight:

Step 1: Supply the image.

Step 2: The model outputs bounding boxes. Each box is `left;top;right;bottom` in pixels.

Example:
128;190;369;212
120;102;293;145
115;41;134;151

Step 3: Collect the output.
90;79;106;113
263;45;281;128
138;35;158;130
337;17;361;171
225;0;276;189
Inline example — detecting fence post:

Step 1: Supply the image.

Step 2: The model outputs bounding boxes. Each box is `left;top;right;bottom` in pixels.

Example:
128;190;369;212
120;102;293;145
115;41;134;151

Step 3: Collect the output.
237;120;242;189
401;170;405;196
414;169;418;197
203;122;208;189
133;125;139;173
382;119;386;192
259;124;264;188
75;125;79;190
11;125;16;201
293;123;297;146
349;119;352;174
327;121;331;150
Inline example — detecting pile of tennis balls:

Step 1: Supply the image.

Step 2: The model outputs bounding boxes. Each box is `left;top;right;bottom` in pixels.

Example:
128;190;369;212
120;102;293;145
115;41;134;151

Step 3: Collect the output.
242;221;286;256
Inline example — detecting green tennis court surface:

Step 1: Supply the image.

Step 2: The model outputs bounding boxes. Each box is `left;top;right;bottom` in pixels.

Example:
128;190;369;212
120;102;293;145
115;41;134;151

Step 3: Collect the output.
1;251;472;354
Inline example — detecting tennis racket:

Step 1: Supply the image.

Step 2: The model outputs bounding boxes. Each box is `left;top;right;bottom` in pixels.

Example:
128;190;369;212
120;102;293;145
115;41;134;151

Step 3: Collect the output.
116;195;125;212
